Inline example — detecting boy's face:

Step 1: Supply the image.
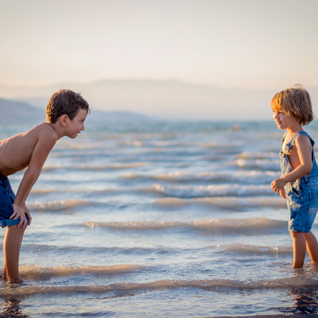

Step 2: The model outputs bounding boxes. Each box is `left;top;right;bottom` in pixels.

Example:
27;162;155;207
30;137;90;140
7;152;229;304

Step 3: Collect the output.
67;108;88;139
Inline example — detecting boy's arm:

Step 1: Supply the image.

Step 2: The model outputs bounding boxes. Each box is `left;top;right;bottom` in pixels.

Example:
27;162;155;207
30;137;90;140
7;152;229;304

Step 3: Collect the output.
11;131;57;229
271;135;312;193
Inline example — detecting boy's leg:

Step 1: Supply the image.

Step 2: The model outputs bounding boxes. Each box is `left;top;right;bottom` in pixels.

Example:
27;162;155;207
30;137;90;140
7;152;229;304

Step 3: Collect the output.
304;231;318;265
290;231;306;268
3;225;25;283
3;227;25;281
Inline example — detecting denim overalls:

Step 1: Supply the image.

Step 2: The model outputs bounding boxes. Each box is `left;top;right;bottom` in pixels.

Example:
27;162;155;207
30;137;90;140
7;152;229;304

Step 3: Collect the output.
280;131;318;233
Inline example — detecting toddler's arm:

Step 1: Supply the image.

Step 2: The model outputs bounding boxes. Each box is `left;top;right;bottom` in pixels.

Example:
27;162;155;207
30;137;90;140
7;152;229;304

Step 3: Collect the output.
271;135;312;194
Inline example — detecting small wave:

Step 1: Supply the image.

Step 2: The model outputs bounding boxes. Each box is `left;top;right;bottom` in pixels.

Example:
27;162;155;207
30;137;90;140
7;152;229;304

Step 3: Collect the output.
120;140;143;147
237;151;278;160
30;188;116;195
42;162;148;171
124;170;280;184
84;217;286;233
22;243;171;255
22;243;291;257
218;244;292;255
2;277;318;297
42;164;62;171
155;196;285;209
234;158;280;171
84;220;183;230
30;188;56;194
75;162;148;170
19;264;143;281
152;184;272;198
28;199;86;212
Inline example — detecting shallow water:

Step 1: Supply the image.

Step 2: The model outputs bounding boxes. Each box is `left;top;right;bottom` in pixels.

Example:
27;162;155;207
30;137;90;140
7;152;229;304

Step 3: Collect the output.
1;120;318;317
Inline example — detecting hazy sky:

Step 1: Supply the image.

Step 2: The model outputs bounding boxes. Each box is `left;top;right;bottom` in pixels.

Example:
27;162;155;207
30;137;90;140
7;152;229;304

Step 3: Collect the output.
1;0;318;90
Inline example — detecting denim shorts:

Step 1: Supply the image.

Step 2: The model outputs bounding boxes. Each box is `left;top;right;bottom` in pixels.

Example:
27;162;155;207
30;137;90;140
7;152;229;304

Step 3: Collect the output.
0;175;29;228
285;180;318;233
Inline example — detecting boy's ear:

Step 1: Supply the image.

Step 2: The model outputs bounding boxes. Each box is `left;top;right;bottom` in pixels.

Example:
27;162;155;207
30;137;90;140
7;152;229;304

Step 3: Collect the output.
59;114;69;127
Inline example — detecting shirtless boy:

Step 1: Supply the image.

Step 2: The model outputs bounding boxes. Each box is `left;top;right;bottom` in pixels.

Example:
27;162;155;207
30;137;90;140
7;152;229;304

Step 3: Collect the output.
0;89;89;283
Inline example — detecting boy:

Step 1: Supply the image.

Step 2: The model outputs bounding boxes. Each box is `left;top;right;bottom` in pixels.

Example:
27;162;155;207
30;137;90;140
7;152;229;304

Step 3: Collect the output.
0;89;89;283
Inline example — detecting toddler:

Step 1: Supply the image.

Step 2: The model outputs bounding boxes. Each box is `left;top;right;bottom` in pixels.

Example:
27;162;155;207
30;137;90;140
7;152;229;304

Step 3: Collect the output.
271;84;318;268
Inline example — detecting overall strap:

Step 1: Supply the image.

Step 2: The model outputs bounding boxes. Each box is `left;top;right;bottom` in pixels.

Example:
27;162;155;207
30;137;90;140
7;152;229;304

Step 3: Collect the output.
287;131;314;147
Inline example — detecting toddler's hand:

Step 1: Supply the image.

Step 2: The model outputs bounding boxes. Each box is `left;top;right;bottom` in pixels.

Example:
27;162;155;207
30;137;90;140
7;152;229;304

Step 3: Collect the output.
279;188;286;199
11;204;28;230
271;178;286;194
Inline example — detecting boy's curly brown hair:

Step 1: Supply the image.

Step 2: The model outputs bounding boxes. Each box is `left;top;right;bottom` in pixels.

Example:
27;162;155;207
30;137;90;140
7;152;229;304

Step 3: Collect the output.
46;89;90;124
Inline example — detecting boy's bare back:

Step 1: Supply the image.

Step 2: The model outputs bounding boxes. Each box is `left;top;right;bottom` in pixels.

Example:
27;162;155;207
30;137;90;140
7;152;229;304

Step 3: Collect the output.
0;123;58;177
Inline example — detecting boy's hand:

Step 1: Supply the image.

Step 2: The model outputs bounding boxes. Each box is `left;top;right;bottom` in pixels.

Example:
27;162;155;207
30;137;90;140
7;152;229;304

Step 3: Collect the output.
271;177;287;194
22;203;32;226
11;204;28;230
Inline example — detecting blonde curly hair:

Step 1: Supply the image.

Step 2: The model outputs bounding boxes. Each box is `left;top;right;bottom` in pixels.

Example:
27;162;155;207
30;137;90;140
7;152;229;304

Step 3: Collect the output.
271;84;314;126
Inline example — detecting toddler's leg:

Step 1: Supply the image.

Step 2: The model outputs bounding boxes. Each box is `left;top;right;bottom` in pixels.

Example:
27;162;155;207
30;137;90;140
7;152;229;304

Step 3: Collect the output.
290;231;306;268
3;225;25;283
304;231;318;265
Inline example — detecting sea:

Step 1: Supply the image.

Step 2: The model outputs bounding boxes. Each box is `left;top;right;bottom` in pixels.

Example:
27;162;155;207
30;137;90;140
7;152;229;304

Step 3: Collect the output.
1;119;318;317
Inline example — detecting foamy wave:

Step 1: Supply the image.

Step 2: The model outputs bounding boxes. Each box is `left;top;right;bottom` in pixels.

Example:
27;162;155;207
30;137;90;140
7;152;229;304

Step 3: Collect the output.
41;162;148;171
19;264;143;280
22;243;166;254
75;162;148;170
28;199;86;212
155;196;285;209
30;188;56;194
84;220;182;230
42;164;62;171
237;151;278;160
219;244;292;255
1;278;318;297
22;243;291;256
84;217;286;232
124;170;280;184
234;158;280;171
152;184;272;198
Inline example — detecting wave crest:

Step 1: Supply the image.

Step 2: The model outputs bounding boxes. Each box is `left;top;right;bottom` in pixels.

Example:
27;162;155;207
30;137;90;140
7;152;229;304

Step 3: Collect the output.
19;264;143;280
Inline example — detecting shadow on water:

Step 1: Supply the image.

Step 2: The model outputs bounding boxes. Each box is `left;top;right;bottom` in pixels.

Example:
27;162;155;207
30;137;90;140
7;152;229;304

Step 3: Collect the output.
0;296;29;318
282;288;318;315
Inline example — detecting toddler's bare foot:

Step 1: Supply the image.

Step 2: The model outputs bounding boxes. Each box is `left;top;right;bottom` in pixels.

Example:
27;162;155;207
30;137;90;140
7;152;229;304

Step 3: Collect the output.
309;261;318;267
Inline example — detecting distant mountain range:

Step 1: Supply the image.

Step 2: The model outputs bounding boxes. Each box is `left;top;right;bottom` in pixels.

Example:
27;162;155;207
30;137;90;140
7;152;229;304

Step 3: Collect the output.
1;79;318;120
0;98;44;124
0;97;151;125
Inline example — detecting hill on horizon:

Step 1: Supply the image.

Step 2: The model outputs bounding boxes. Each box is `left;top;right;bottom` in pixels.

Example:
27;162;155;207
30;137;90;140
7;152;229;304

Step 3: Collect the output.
1;79;318;120
0;98;45;124
0;97;151;125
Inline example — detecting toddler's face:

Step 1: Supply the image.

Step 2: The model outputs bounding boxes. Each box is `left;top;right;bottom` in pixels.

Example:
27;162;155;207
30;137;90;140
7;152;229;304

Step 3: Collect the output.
272;109;298;130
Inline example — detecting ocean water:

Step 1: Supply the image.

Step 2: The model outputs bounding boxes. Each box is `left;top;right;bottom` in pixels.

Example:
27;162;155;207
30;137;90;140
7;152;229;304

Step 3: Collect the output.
1;120;318;317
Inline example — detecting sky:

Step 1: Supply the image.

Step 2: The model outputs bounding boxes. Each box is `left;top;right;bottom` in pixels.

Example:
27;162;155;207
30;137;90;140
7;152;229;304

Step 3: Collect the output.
1;0;318;90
